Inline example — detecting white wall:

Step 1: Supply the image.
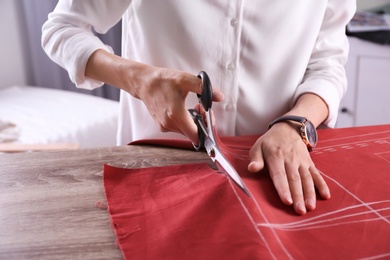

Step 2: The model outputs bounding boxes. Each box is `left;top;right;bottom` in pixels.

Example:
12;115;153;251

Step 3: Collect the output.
357;0;390;10
0;0;29;88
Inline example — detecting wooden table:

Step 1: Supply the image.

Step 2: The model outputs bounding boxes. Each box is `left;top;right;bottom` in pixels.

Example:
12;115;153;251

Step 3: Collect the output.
0;145;210;259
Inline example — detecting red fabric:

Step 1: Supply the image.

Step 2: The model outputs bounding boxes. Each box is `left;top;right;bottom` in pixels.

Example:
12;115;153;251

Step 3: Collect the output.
104;125;390;259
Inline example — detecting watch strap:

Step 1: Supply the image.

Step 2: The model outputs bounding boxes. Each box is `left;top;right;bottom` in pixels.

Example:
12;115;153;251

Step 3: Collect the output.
268;115;307;129
268;115;317;152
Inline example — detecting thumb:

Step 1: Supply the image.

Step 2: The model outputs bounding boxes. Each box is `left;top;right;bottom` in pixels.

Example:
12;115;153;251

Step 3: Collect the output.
248;145;265;173
212;87;225;102
179;108;200;145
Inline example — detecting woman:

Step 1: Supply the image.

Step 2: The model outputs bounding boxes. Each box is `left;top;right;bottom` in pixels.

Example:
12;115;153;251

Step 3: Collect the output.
42;0;356;214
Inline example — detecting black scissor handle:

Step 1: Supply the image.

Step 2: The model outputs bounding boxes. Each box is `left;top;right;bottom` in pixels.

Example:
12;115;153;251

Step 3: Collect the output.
188;109;206;151
197;71;213;111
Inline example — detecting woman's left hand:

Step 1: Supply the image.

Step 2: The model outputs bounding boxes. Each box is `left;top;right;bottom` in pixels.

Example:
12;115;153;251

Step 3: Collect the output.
247;121;331;215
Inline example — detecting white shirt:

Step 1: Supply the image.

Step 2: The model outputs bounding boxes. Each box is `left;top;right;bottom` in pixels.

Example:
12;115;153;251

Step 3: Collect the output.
42;0;356;145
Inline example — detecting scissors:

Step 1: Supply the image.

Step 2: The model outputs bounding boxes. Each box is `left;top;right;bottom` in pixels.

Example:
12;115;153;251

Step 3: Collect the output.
188;71;250;197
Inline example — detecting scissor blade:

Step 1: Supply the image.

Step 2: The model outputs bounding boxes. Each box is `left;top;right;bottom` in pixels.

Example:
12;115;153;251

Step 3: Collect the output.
206;142;250;197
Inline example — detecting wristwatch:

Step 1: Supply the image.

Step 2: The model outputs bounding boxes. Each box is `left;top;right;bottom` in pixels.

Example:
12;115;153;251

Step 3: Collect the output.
268;115;318;151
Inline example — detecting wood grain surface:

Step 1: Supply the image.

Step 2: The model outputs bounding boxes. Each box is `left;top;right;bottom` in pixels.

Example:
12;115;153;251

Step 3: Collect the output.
0;145;210;259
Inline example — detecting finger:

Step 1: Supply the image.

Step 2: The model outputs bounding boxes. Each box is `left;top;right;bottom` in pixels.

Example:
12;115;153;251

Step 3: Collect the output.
181;73;224;102
311;167;331;200
248;143;265;173
300;166;316;211
194;103;205;118
194;103;217;128
193;83;224;103
212;87;225;102
178;72;203;94
285;164;306;215
267;155;293;206
177;108;200;145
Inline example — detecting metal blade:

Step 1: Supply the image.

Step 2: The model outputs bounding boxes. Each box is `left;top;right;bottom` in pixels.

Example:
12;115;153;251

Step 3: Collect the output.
213;146;250;197
204;138;251;197
203;110;250;197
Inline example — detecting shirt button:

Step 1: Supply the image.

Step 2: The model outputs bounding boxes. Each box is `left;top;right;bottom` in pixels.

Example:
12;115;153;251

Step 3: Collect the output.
227;62;236;71
225;103;234;111
230;18;238;27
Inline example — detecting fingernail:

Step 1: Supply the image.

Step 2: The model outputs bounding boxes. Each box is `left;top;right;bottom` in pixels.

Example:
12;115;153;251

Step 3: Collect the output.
296;202;306;215
324;190;331;199
306;198;315;210
248;162;255;170
285;193;293;205
248;162;259;173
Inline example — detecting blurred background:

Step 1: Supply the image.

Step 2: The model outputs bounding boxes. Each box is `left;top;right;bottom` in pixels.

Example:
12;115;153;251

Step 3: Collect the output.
0;0;122;100
0;0;122;150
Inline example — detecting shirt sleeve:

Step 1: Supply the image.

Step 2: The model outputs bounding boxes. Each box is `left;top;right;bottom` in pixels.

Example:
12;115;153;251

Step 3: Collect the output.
293;0;356;127
41;0;131;90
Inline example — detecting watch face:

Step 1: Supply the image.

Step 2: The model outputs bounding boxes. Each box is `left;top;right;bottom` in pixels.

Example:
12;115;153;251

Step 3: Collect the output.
304;121;318;147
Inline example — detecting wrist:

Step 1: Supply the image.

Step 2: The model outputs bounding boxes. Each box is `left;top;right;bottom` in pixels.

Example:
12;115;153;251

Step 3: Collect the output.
268;115;318;151
118;59;156;99
287;93;328;127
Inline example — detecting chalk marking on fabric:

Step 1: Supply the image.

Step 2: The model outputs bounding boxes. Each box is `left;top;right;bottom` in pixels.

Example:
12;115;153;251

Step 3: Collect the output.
228;175;295;260
359;252;390;260
315;136;390;153
319;130;390;143
256;167;390;231
258;208;390;231
226;177;278;260
340;145;354;149
221;130;390;258
321;171;390;225
375;151;390;164
257;201;390;231
265;214;390;231
248;184;294;260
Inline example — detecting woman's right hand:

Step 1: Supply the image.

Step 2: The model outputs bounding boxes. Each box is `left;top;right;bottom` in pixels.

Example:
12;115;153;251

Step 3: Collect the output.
85;49;224;144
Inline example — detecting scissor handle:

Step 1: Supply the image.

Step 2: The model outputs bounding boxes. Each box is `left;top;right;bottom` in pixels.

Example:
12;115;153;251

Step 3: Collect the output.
197;71;213;111
188;109;206;151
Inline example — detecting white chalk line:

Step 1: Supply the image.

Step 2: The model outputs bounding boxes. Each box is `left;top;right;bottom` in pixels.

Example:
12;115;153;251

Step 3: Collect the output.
257;206;390;231
220;130;390;257
227;175;293;260
320;130;390;143
320;171;390;225
313;136;390;154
